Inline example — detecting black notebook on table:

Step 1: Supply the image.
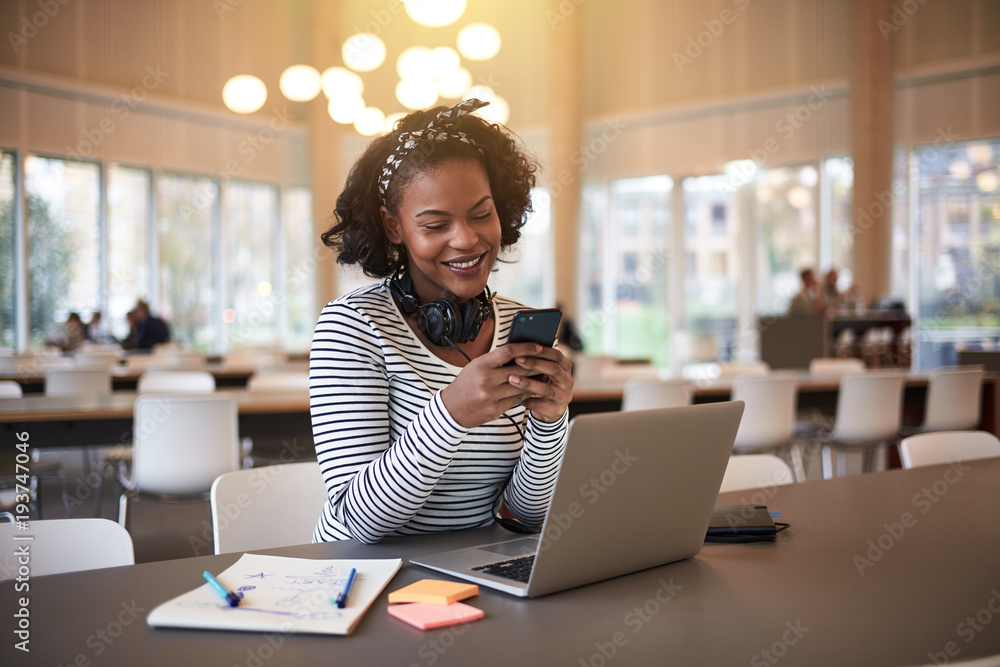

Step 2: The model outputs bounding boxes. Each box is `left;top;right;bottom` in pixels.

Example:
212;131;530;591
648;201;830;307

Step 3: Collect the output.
706;505;785;542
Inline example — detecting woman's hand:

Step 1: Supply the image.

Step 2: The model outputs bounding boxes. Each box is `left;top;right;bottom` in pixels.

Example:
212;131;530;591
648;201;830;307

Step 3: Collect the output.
440;343;573;428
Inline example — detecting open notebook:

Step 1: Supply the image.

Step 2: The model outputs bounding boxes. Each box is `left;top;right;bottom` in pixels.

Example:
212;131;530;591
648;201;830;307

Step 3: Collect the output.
147;554;401;636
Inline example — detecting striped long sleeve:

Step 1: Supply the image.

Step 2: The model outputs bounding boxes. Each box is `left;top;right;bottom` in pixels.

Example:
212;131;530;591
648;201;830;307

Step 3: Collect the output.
309;282;568;544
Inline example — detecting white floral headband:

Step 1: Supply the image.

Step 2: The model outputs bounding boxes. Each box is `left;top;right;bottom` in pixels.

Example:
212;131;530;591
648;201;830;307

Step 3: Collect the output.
378;98;489;201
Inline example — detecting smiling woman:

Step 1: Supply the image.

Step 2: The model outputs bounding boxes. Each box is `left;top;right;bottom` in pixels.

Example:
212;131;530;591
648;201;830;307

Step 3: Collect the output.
310;99;573;544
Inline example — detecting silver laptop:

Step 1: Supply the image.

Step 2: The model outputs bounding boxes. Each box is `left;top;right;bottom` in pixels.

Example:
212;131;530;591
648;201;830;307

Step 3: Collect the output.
410;400;745;597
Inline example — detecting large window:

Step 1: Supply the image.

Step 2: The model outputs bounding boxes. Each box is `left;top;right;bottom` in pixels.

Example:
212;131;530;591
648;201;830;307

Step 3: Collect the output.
282;186;318;351
491;188;554;308
157;174;218;351
25;156;100;347
756;165;819;315
0;153;14;348
107;165;152;341
683;176;739;361
582;176;672;365
912;138;1000;367
225;181;279;349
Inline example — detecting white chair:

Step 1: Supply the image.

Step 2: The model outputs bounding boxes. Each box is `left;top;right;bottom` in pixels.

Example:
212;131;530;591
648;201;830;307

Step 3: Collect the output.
819;372;904;478
918;365;984;432
247;370;309;393
0;381;22;398
117;394;240;528
44;368;112;396
621;378;691;411
718;454;795;494
0;518;134;580
730;375;805;481
137;370;215;394
809;357;866;376
73;349;121;370
210;462;326;554
899;431;1000;469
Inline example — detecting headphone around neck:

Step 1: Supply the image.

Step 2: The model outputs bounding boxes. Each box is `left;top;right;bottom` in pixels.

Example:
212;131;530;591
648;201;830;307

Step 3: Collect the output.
387;271;494;347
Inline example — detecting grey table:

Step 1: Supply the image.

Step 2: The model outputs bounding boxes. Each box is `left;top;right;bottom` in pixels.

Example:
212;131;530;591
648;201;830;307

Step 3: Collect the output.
3;459;999;666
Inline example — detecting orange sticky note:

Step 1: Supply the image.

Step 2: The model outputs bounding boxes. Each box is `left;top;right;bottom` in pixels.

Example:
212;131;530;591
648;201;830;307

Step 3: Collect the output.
388;579;479;605
388;602;484;630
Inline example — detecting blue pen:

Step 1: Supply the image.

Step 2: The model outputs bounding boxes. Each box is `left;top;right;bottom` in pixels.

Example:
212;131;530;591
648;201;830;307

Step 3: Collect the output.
335;568;357;609
203;570;241;607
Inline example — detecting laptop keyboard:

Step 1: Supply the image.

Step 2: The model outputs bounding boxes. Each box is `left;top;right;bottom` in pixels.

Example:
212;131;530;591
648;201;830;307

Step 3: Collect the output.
472;555;535;583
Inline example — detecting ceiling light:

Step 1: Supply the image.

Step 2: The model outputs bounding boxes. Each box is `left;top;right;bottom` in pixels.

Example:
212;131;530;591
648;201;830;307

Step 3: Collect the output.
342;33;387;73
457;23;501;61
321;67;363;99
403;0;466;28
396;78;438;110
383;112;406;134
787;186;812;209
354;107;386;136
396;46;433;81
328;94;365;124
278;65;321;102
222;75;267;114
976;170;999;193
437;67;471;99
428;46;461;78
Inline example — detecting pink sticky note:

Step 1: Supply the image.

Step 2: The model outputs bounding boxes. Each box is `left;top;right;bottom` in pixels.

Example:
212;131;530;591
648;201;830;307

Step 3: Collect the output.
387;601;484;631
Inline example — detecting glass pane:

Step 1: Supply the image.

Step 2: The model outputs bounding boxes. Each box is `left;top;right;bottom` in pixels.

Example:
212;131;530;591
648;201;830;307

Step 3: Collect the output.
913;138;1000;369
756;165;819;314
890;148;910;301
157;174;218;351
0;153;14;349
225;181;278;350
602;176;672;365
491;188;555;308
282;186;317;353
578;183;607;353
826;156;854;281
107;165;151;341
25;156;100;348
683;175;739;362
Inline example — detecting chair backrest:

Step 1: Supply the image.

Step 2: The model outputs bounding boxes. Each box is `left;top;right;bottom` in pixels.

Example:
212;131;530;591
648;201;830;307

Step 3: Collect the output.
131;394;239;496
730;375;798;449
0;518;134;580
146;352;207;371
621;378;691;411
718;454;794;494
137;370;215;394
73;350;121;370
899;431;1000;469
809;357;866;376
247;371;310;393
831;372;905;442
44;368;112;396
0;381;22;398
923;365;984;431
210;462;327;554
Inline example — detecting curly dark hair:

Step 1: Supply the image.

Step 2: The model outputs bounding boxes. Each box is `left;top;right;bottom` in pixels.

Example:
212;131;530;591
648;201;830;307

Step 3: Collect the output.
321;103;539;278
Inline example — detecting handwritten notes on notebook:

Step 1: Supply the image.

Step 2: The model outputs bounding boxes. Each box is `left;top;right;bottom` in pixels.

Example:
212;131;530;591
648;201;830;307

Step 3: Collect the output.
147;554;402;636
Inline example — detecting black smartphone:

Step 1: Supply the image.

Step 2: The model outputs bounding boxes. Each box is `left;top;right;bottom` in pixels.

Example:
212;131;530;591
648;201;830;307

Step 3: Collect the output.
504;309;562;366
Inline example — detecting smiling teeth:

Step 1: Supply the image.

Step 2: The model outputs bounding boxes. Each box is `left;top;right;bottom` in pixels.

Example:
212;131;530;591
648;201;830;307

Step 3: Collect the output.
447;257;480;269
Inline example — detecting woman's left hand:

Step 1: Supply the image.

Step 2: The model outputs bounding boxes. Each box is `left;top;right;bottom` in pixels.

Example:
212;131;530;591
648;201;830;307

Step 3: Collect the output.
507;347;574;423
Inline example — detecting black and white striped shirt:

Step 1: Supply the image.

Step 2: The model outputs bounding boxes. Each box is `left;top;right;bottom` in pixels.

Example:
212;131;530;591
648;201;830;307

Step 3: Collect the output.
309;281;568;544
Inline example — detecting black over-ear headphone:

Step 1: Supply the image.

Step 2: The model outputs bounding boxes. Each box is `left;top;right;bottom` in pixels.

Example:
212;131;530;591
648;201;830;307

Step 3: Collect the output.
388;271;494;346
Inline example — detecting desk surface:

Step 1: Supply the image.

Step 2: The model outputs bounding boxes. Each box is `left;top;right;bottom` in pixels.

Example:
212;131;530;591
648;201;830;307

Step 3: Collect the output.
4;459;998;666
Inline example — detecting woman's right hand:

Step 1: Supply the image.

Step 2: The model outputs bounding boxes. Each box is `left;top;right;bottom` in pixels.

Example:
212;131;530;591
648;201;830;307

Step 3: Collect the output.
440;342;545;429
